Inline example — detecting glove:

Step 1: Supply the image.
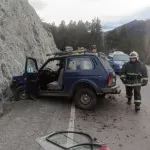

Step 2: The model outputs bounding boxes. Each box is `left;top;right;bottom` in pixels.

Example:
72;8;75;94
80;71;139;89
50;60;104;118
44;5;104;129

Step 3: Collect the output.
121;78;126;84
120;75;126;84
141;79;148;86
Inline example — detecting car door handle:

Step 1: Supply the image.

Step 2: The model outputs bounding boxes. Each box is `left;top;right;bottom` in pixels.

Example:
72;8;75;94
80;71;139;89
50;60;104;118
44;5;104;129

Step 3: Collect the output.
30;80;37;83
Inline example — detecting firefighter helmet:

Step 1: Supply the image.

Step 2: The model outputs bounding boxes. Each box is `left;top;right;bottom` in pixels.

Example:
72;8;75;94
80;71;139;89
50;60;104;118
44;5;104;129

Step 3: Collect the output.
129;51;139;60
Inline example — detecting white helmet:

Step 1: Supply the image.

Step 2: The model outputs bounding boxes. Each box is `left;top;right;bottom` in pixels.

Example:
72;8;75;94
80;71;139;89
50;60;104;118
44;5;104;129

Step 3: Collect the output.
129;51;139;60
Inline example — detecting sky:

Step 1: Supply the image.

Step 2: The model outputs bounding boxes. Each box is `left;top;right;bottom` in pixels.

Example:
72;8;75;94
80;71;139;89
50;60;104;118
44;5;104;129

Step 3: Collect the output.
29;0;150;31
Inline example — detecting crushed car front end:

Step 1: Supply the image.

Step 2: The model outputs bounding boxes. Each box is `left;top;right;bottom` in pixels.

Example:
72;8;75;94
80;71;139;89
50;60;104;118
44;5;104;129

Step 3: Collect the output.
10;75;26;95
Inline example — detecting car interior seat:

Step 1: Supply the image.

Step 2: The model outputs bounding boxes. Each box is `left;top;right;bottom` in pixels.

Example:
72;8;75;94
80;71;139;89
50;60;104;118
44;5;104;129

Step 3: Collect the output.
47;68;64;90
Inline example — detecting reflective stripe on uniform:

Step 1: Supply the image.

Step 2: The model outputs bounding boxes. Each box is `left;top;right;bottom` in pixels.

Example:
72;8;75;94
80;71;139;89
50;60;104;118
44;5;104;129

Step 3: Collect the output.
120;75;126;78
142;78;148;80
127;73;141;76
125;83;141;86
134;100;141;104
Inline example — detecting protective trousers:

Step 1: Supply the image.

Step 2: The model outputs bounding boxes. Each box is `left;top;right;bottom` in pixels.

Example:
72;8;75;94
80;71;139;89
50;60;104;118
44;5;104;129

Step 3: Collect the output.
126;86;141;106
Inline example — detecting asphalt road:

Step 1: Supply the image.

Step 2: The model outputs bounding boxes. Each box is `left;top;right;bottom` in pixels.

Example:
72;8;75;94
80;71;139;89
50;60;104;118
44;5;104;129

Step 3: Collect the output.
0;69;150;150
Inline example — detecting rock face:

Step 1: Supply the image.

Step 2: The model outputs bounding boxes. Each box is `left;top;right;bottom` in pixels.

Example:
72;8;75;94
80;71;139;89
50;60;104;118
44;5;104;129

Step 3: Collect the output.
0;0;57;102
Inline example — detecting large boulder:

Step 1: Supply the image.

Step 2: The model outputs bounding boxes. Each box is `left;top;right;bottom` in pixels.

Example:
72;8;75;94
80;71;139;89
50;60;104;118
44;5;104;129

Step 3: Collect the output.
0;0;58;103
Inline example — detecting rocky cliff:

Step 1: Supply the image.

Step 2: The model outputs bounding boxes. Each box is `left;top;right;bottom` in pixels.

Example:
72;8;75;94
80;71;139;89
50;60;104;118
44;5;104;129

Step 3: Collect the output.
0;0;57;102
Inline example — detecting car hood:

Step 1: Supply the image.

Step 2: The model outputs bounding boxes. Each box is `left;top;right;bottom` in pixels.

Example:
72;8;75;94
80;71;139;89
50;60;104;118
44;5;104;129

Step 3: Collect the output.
114;61;127;65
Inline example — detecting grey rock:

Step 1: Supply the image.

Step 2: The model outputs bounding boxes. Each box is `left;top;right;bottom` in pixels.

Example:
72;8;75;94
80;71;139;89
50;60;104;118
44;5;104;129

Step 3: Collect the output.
0;102;3;116
0;0;58;104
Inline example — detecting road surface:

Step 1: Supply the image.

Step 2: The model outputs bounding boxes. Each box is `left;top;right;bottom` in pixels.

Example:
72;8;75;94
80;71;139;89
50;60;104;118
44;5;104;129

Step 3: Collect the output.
0;69;150;150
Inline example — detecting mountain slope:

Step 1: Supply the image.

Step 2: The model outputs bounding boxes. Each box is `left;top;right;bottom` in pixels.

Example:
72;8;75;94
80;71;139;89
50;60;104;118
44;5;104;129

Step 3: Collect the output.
105;19;150;63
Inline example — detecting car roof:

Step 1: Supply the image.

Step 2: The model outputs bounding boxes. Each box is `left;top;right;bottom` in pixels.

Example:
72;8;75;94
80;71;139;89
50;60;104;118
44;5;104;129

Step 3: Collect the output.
113;53;128;56
113;51;124;54
46;51;98;59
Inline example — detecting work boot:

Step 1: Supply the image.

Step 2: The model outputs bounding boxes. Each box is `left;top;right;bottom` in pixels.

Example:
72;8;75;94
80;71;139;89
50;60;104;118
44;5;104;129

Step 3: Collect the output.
135;105;140;112
127;99;131;105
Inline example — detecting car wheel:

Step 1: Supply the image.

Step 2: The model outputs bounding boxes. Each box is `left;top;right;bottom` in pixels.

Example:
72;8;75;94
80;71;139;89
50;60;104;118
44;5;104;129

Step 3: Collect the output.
74;88;97;110
15;85;28;101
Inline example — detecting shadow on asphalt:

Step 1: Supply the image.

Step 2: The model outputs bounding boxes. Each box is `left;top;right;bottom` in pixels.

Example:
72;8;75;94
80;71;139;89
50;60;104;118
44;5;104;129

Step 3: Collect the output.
0;97;72;118
37;96;72;104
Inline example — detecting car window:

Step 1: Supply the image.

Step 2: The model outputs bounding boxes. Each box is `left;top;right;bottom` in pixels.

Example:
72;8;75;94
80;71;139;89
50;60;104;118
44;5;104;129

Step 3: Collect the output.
44;60;60;71
113;54;129;61
27;59;38;73
67;57;93;70
99;56;112;70
108;56;113;61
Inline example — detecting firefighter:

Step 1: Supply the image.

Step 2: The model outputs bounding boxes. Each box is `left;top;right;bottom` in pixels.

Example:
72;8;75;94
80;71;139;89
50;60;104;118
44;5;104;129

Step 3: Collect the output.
120;51;148;111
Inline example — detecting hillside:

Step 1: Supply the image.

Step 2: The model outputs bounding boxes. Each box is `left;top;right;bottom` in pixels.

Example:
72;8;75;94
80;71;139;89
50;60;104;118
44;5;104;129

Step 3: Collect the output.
105;19;150;63
0;0;57;102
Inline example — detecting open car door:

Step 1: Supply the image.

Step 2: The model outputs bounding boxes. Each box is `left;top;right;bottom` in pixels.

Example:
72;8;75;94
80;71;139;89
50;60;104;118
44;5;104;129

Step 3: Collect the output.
25;57;39;96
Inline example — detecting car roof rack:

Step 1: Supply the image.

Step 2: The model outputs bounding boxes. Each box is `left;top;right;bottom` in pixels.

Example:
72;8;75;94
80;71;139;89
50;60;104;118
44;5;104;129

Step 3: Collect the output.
46;51;69;56
46;50;88;57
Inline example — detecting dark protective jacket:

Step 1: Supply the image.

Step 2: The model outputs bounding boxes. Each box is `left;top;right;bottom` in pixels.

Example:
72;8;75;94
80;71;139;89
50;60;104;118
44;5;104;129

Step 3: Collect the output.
120;61;148;86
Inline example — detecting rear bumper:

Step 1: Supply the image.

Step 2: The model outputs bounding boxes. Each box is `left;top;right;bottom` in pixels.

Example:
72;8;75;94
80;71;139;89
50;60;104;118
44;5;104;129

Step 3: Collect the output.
101;85;121;94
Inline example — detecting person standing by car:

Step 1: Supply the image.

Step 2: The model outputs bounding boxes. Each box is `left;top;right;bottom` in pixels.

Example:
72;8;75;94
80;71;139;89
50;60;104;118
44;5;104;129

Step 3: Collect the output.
120;51;148;111
91;45;99;57
91;45;97;54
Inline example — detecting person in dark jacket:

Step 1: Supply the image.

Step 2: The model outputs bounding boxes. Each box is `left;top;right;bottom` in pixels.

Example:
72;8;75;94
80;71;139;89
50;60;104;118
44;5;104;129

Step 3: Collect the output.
120;51;148;111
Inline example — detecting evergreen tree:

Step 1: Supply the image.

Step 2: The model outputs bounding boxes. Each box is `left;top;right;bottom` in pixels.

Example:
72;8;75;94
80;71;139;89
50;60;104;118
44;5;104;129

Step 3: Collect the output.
90;18;103;51
106;29;119;51
43;18;103;51
118;26;132;54
57;20;67;50
67;21;77;48
76;20;89;48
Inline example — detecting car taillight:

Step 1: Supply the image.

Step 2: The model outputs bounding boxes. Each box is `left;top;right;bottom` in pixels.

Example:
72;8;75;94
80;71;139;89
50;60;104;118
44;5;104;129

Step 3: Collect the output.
108;76;113;86
100;145;111;150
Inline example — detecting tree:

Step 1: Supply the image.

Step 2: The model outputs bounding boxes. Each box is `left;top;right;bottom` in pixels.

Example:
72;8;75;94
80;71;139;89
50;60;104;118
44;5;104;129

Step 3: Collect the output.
106;29;119;52
57;21;67;50
76;20;89;48
89;18;103;51
43;18;103;51
67;21;77;48
106;26;132;54
118;26;132;54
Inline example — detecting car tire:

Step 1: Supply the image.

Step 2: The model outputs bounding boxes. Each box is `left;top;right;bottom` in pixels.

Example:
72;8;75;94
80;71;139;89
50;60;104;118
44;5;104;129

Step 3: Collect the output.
15;85;28;101
74;88;97;110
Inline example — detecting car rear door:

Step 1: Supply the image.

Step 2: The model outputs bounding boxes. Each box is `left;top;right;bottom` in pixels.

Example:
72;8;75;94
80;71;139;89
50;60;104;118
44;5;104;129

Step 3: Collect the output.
64;56;106;93
25;57;39;95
